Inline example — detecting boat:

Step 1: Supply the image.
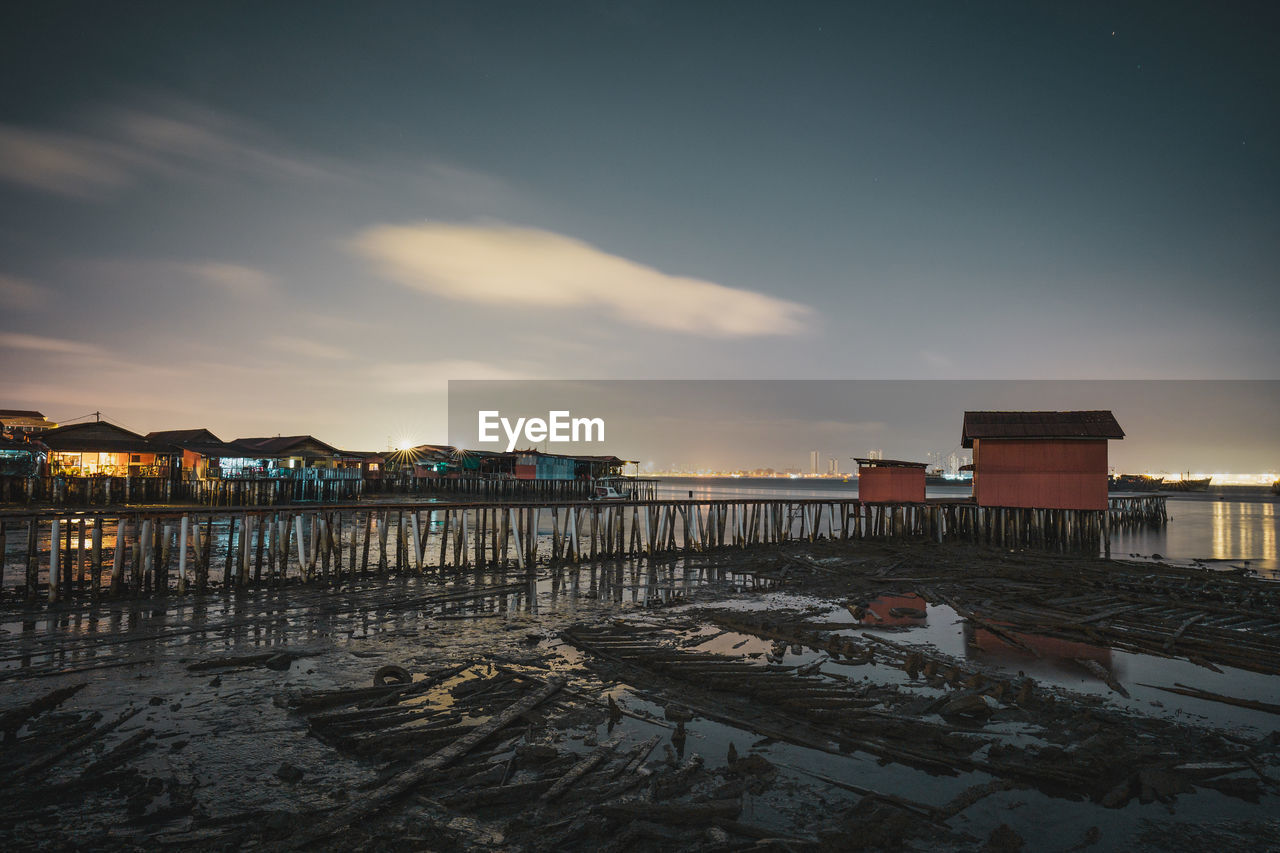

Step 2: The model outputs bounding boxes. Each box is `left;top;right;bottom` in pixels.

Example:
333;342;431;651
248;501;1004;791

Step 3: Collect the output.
588;478;629;500
1161;475;1212;492
925;467;972;487
1108;474;1163;492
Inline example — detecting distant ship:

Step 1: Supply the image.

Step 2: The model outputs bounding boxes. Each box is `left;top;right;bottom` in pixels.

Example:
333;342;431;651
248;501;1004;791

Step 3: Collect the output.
1161;475;1212;492
925;467;972;487
1109;474;1164;492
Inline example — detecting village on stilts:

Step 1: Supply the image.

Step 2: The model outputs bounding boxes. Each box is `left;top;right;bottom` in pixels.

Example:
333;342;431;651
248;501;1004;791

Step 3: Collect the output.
0;407;1276;852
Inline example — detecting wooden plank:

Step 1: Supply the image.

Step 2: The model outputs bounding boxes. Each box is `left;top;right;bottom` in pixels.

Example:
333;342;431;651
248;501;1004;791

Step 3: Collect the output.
290;677;564;848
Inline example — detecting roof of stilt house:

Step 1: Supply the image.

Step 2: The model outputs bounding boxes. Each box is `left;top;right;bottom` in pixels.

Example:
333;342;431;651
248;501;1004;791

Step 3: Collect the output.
40;421;158;454
961;411;1124;448
233;435;343;458
146;428;265;458
146;428;223;446
852;458;928;468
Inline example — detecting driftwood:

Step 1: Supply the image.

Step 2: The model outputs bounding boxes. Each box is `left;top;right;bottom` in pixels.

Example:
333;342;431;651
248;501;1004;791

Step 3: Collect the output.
595;798;742;825
1074;659;1130;698
4;707;142;783
0;682;87;737
290;677;565;848
1137;682;1280;716
188;652;296;672
541;744;614;802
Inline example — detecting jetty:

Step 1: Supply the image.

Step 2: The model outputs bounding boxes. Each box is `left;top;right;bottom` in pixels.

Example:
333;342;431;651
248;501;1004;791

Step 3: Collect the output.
0;494;1165;605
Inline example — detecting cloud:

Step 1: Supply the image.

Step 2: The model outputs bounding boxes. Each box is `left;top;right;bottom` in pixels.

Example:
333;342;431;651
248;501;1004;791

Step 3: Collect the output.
0;274;49;310
0;99;347;198
186;262;276;295
109;101;342;184
0;332;106;356
373;360;531;394
0;126;131;198
351;223;812;336
267;336;350;361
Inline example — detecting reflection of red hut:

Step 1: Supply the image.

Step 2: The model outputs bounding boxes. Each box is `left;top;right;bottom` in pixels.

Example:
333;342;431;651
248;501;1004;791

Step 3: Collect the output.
854;458;926;503
968;625;1112;667
859;592;928;627
962;411;1124;511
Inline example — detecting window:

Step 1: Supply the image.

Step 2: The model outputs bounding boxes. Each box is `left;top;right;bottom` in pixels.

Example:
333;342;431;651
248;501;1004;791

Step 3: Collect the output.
130;454;141;463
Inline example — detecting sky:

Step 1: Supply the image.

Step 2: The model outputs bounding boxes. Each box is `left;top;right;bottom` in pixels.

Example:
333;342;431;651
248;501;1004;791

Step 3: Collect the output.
447;380;1280;474
1;2;1277;456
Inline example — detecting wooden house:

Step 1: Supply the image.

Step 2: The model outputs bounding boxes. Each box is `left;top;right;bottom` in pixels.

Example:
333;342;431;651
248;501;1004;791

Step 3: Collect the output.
233;435;346;470
854;458;927;503
962;411;1124;511
145;428;244;480
0;435;45;477
0;409;56;436
572;455;633;480
40;421;170;476
512;450;576;481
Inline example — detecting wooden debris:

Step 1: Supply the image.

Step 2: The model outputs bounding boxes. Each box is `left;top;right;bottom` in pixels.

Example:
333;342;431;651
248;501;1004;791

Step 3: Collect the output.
0;682;87;738
289;677;565;848
1136;682;1280;716
1074;658;1130;698
541;744;614;802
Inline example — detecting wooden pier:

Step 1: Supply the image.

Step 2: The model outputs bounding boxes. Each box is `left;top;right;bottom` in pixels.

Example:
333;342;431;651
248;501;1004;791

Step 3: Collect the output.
0;495;1165;606
0;473;659;507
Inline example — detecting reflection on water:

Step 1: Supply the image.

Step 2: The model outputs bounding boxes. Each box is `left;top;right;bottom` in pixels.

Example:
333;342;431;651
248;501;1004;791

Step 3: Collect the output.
659;479;1280;576
965;624;1113;671
1109;491;1279;575
854;592;928;628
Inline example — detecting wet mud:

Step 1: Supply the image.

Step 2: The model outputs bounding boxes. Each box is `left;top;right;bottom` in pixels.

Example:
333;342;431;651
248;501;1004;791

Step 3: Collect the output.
0;541;1277;851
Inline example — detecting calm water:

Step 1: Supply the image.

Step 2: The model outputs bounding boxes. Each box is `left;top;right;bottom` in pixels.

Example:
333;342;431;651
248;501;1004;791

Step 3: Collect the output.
655;477;1280;576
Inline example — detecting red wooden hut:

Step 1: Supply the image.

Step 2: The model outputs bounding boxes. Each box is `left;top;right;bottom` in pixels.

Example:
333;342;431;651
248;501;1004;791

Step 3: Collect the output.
854;458;927;503
962;411;1124;511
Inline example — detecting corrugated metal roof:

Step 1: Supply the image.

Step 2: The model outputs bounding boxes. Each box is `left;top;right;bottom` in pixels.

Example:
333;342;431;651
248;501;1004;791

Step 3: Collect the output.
961;411;1124;447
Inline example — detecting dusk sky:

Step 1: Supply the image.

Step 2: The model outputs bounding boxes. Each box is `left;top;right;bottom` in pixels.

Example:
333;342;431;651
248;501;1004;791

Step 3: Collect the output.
1;2;1277;455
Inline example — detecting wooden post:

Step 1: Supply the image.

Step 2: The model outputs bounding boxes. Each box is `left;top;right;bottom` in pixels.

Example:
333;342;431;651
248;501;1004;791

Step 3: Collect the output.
224;516;237;592
176;515;188;595
76;518;86;599
254;514;266;586
63;518;73;599
26;519;39;604
49;518;60;604
361;511;372;576
294;514;307;579
510;508;524;571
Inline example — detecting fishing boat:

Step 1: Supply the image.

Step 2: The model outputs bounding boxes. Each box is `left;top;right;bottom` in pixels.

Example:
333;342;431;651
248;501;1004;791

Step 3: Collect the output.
588;477;629;500
1108;474;1163;492
1161;474;1212;492
925;467;972;487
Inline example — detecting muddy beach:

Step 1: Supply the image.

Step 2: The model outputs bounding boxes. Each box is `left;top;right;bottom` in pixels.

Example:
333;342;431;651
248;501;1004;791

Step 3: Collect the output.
0;541;1277;852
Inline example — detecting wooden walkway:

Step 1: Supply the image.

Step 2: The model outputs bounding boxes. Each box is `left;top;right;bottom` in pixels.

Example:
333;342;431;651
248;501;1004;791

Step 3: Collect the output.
0;496;1165;606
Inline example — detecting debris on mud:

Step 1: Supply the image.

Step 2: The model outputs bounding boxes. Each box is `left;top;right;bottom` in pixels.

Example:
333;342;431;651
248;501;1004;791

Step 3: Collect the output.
0;539;1276;850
